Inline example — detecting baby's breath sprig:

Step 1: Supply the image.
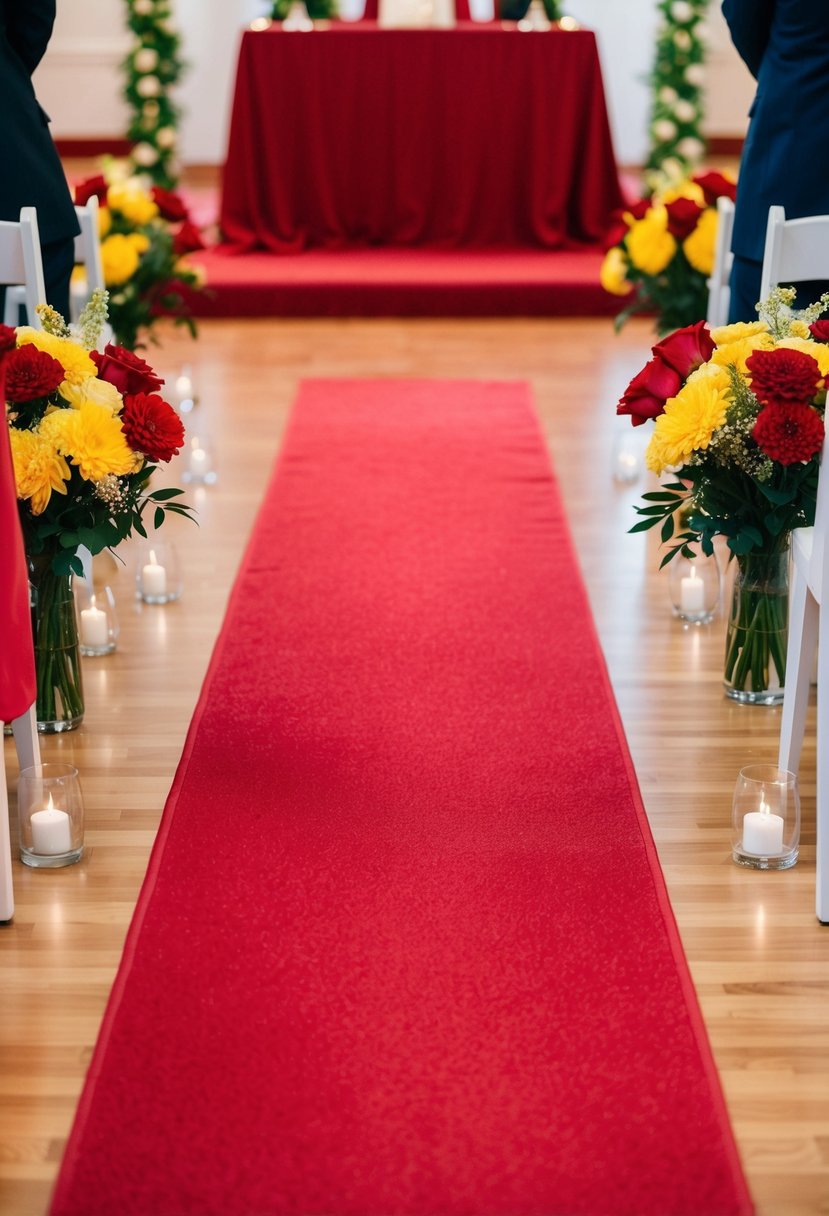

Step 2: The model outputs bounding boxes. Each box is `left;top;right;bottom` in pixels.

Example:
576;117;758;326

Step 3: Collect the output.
760;286;829;339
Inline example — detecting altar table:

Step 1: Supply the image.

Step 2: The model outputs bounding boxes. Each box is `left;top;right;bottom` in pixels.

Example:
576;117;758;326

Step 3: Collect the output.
220;24;623;252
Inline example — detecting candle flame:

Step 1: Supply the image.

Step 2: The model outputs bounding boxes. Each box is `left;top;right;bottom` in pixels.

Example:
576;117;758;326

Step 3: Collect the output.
759;797;769;817
90;593;97;608
149;549;158;565
46;792;54;812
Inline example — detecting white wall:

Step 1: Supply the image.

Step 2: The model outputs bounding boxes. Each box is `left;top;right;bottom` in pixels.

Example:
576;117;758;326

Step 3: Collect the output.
33;0;753;168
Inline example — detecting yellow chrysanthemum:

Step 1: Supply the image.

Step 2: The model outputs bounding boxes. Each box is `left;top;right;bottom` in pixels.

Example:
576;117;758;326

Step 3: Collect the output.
645;376;731;473
39;403;136;482
107;181;158;226
98;206;112;239
685;360;733;395
15;329;97;385
788;320;811;339
656;180;706;207
127;231;151;255
101;233;141;286
599;247;630;296
711;332;776;375
60;375;123;414
9;427;70;515
710;320;770;346
682;206;718;276
777;336;829;378
625;206;677;275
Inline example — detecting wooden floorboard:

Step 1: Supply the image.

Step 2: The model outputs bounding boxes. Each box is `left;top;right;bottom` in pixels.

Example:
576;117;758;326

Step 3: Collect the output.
1;316;827;1216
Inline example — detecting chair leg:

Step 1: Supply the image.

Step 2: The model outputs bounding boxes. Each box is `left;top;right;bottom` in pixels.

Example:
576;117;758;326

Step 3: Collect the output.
817;604;829;924
0;725;13;922
778;570;818;776
12;705;40;774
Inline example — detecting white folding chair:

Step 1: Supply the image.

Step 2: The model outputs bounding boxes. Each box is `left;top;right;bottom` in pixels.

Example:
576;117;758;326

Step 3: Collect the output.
760;205;829;302
3;199;106;332
706;195;734;328
778;430;829;923
0;208;46;329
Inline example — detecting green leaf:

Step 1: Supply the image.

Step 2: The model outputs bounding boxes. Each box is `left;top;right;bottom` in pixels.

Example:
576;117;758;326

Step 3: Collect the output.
154;506;165;530
148;487;185;501
629;517;663;534
660;515;675;543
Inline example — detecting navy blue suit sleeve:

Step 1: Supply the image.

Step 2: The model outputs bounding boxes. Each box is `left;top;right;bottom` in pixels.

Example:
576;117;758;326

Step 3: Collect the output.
4;0;56;75
721;0;775;78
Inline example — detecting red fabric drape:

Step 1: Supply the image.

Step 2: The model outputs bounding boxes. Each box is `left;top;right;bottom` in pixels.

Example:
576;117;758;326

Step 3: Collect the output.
0;350;36;723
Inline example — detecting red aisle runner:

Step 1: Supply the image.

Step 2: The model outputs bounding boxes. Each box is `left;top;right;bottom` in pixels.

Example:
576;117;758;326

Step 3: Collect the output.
50;381;752;1216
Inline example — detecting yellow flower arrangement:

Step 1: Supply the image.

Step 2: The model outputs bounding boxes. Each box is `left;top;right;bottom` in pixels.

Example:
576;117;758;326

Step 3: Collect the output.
601;168;737;334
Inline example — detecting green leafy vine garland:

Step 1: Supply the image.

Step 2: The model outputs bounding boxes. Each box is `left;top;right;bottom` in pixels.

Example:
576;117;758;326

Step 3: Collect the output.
123;0;184;189
646;0;709;183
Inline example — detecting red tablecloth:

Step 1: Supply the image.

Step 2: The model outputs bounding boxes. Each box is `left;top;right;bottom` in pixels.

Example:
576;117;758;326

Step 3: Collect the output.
220;24;623;252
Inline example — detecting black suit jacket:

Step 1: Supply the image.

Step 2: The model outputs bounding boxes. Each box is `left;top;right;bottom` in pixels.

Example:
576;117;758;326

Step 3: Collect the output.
722;0;829;262
0;0;78;245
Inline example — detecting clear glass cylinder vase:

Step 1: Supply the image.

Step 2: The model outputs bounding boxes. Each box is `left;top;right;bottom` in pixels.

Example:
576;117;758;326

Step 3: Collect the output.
29;555;85;733
723;546;789;705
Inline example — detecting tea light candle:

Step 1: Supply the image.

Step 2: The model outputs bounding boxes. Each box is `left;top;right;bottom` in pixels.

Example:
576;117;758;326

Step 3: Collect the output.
142;550;167;598
80;597;108;648
30;801;73;855
742;798;785;856
175;373;192;407
680;567;706;613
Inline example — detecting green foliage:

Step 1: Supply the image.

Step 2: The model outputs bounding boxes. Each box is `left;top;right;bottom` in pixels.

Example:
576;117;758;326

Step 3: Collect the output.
270;0;338;18
498;0;562;21
645;0;708;180
123;0;184;189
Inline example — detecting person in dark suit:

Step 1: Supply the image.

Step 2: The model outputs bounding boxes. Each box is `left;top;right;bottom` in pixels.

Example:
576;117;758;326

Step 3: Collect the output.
0;0;79;322
722;0;829;322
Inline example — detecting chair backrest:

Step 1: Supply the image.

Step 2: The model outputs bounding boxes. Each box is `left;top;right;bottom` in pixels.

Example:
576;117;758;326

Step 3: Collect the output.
73;196;105;299
706;194;734;329
0;208;46;328
760;205;829;303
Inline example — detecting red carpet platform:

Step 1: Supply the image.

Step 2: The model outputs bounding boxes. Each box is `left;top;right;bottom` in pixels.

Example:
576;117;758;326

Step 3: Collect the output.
189;244;619;318
50;381;751;1216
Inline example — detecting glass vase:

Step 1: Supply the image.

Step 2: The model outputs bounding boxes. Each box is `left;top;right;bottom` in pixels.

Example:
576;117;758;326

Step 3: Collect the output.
29;555;85;732
723;546;789;705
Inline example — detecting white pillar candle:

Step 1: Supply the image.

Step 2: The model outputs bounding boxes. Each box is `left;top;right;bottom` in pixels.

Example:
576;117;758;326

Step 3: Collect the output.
189;442;209;478
30;806;73;855
80;599;108;648
742;800;785;856
142;550;167;598
680;568;706;613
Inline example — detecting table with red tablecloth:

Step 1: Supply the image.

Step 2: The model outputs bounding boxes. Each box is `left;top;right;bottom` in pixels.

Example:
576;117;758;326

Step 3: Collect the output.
219;23;624;253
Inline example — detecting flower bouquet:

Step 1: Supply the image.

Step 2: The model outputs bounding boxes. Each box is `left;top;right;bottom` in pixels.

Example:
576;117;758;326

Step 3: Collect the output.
75;169;206;351
4;293;194;730
618;289;829;702
601;169;736;335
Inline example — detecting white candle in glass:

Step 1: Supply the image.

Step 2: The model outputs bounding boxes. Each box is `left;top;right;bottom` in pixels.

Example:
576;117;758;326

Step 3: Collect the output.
141;549;167;598
189;440;209;479
742;798;785;856
30;797;73;855
80;596;108;648
175;373;193;407
680;567;706;613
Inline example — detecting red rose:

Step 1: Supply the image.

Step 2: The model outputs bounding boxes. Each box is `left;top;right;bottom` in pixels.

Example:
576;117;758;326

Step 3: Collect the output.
74;174;109;206
5;345;65;402
746;347;822;406
809;320;829;343
665;197;704;241
692;171;737;205
652;321;716;378
626;198;652;222
753;403;825;465
617;355;681;426
121;392;185;463
151;185;189;223
91;344;164;396
0;324;16;353
172;220;205;255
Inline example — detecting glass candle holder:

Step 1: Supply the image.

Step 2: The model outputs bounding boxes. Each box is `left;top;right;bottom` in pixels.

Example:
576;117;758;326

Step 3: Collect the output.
668;552;721;625
76;584;119;656
135;540;182;605
173;364;197;414
18;762;84;868
611;431;642;484
732;764;800;870
182;434;217;485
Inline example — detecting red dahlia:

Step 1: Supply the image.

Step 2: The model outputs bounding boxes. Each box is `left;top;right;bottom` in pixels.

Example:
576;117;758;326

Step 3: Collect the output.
5;345;65;401
121;392;185;462
752;403;825;465
746;347;822;406
91;344;164;396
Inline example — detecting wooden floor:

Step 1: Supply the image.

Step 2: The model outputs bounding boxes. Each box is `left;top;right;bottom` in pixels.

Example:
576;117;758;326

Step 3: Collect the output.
1;316;827;1216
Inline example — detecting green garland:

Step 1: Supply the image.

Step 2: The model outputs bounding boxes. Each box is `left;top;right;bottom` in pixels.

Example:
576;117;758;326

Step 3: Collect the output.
646;0;708;181
122;0;184;190
270;0;338;18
